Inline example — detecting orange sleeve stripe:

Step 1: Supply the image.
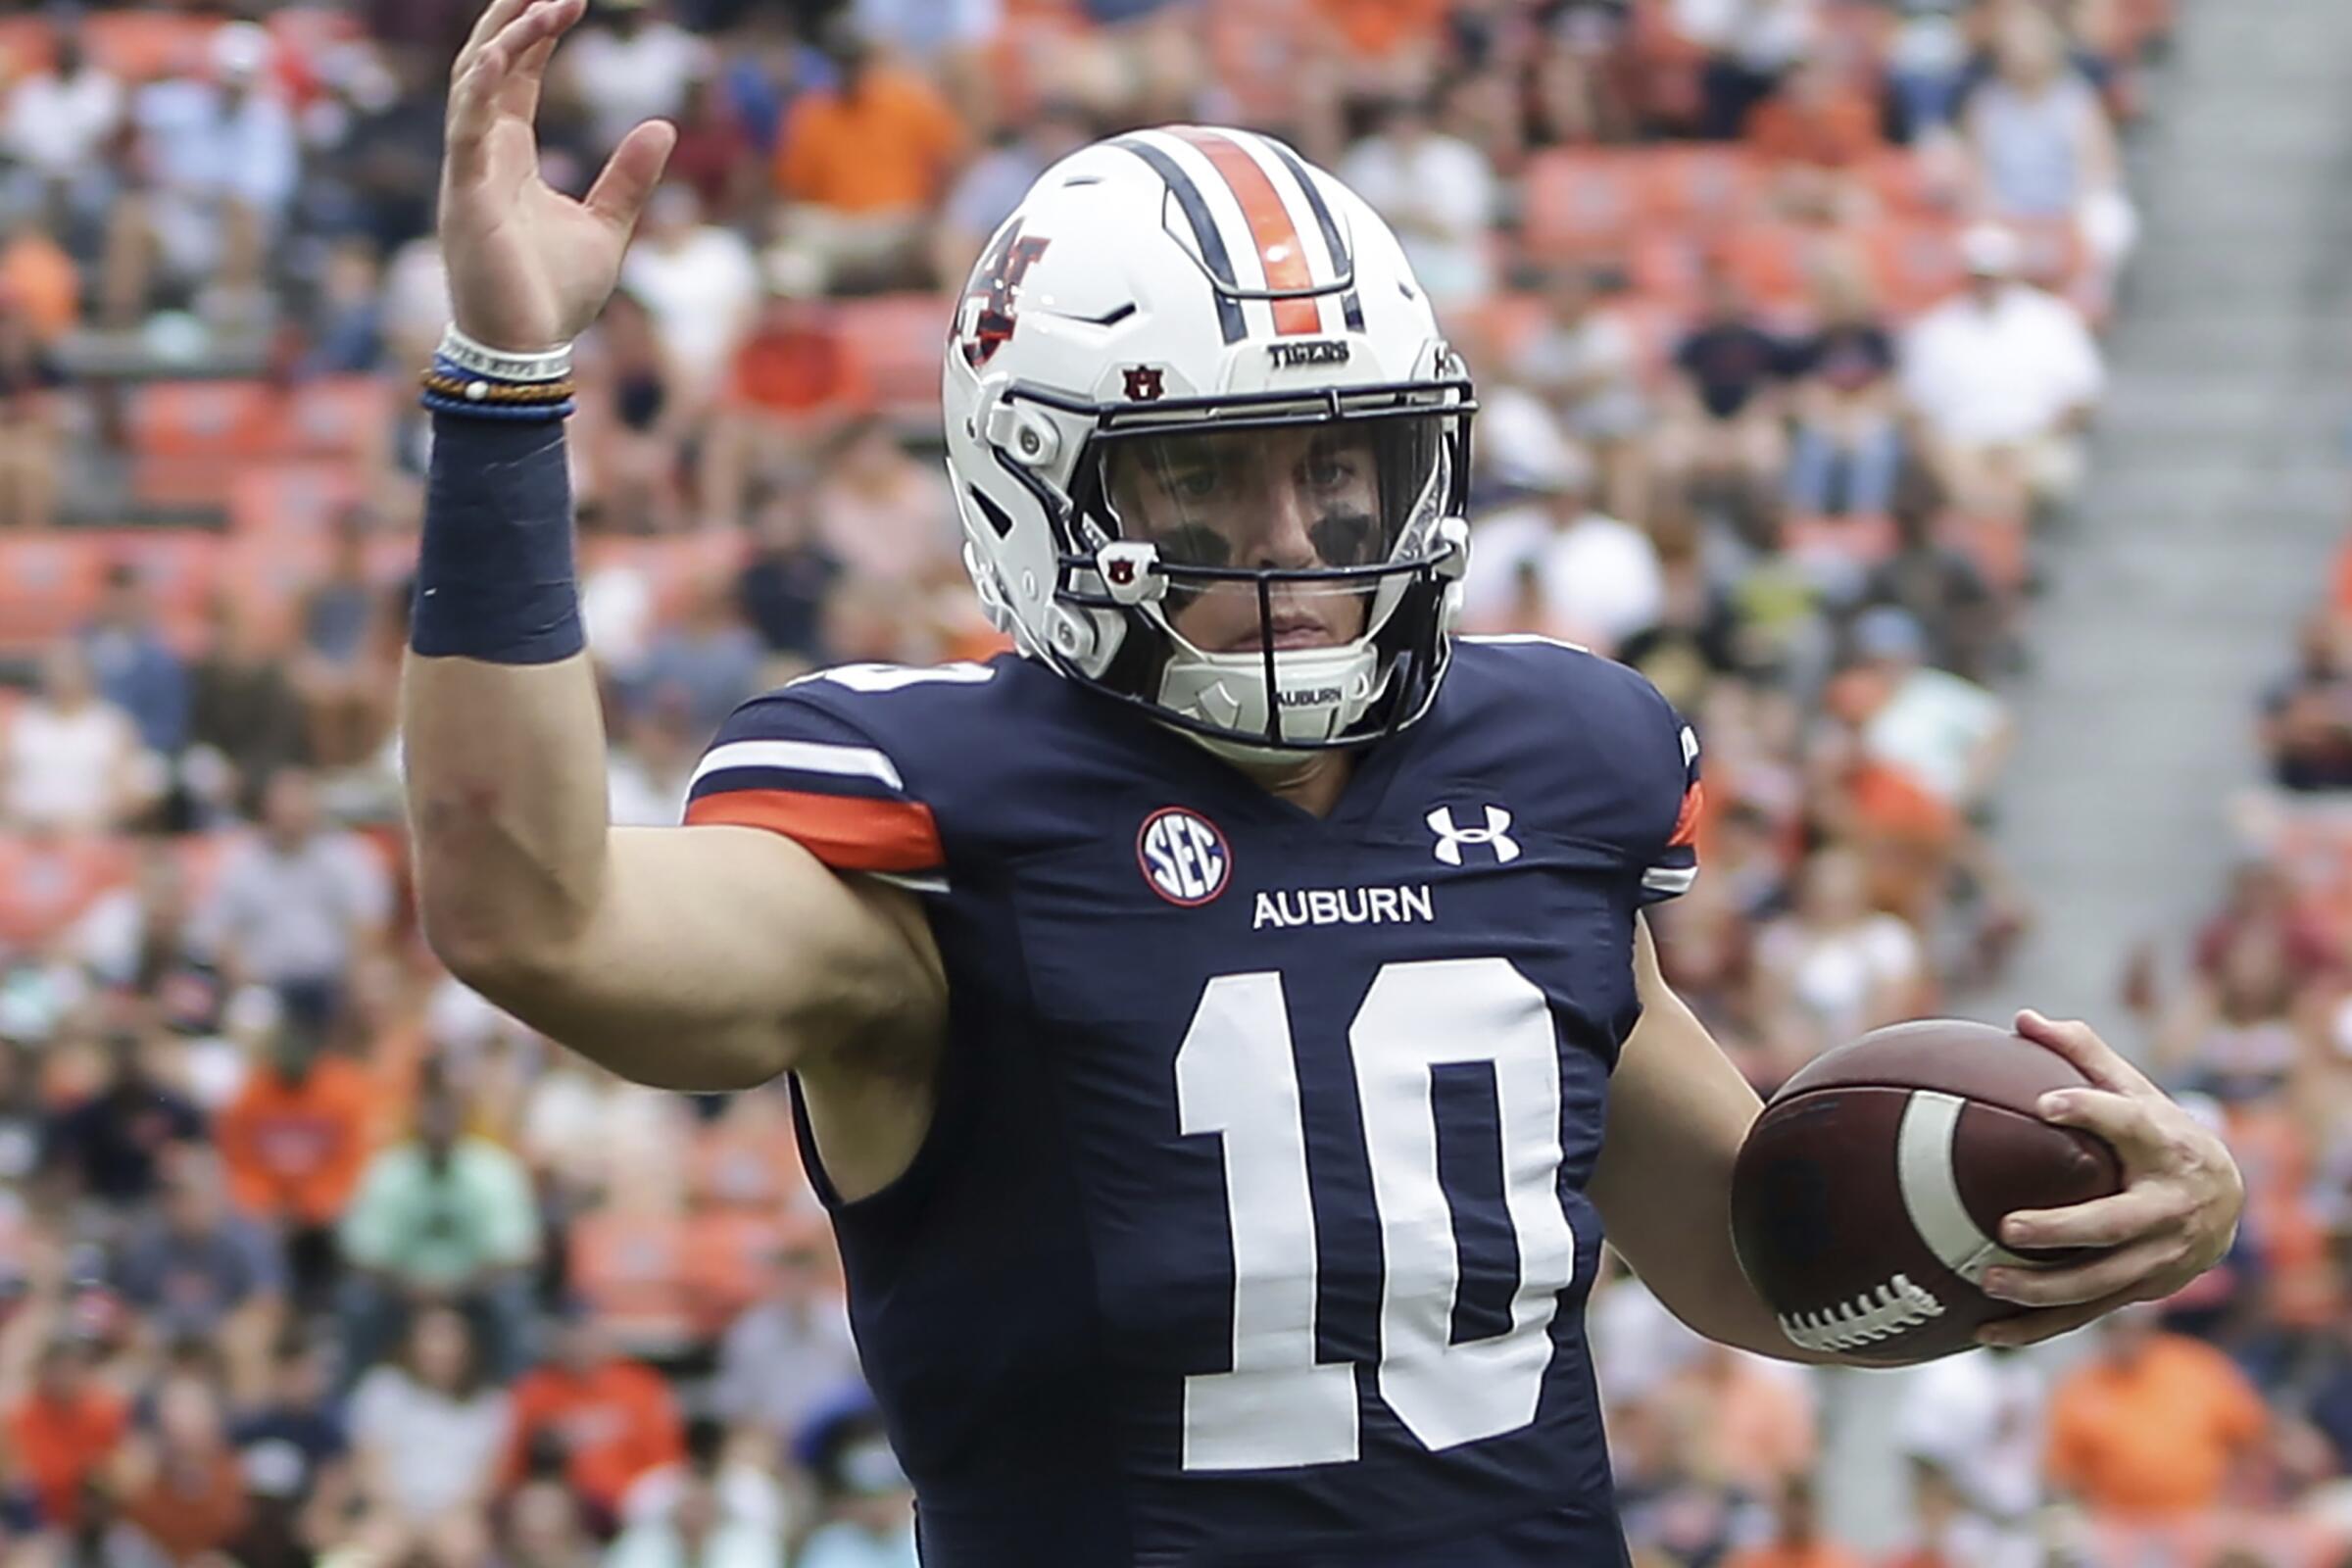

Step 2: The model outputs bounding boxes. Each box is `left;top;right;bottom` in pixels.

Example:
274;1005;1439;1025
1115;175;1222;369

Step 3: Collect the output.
1667;780;1705;849
1171;128;1323;336
686;788;945;874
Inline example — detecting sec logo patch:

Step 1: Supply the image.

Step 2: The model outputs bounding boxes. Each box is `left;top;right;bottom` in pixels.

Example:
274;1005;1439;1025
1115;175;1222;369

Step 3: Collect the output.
1137;808;1231;906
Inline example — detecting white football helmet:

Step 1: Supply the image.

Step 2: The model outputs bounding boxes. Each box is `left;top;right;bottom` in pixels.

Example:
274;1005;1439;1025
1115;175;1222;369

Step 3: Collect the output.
942;124;1474;767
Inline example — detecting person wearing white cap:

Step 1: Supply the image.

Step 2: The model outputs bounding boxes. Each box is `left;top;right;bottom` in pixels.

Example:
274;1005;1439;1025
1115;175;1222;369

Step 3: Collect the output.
1897;220;2103;518
1460;415;1666;656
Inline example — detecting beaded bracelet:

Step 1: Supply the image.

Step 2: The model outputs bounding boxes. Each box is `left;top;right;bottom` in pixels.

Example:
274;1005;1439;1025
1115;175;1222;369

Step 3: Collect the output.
420;369;579;406
419;391;579;422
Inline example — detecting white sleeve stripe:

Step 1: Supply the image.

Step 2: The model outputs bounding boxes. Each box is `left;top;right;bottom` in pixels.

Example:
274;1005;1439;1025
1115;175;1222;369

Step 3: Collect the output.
1680;725;1699;765
689;739;905;793
867;871;951;896
1642;865;1697;895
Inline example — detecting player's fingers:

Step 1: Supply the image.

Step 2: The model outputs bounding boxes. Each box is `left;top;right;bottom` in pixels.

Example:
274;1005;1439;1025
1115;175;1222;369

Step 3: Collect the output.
458;0;539;74
1999;1181;2189;1251
2016;1009;2157;1099
584;120;680;234
1979;1232;2186;1310
1974;1289;2133;1349
443;47;507;183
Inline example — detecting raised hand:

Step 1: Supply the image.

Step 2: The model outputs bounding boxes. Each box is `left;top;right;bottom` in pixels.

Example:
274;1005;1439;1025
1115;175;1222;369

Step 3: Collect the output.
439;0;677;353
1973;1009;2245;1347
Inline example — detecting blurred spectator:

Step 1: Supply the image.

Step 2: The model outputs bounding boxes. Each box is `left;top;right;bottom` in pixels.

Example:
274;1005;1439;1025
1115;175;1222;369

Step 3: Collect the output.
40;1025;203;1211
1338;91;1496;309
4;1334;128;1534
619;1416;790;1535
1746;57;1881;220
1659;268;1789;526
1462;435;1664;655
1782;255;1902;520
1509;267;1652;525
0;282;64;530
1880;1460;2024;1568
2190;858;2340;991
736;482;844;677
1665;1342;1818;1497
110;1150;285;1393
197;767;391;997
1682;0;1823;139
810;416;958;590
115;1367;249;1562
2044;1303;2268;1523
934;102;1097;288
1;215;80;343
712;1231;860;1460
1860;480;2002;685
617;184;760;405
700;265;872;528
1;22;123;209
1843;605;2010;813
104;24;298;329
1895;1346;2049;1565
300;239;390;377
1752;845;1924;1080
3;643;155;833
185;595;312;824
347;1304;512;1542
792;1396;918;1568
2148;919;2304;1104
605;1453;787;1568
1899;223;2103;518
1885;0;1972;138
293;514;392;771
608;691;702;829
1962;7;2136;278
772;22;967;295
80;564;191;760
664;71;761;223
504;1308;684;1526
215;997;375;1298
574;290;696;536
1720;1478;1863;1568
2257;609;2352;792
560;0;712;158
229;1331;356;1554
635;572;765;739
503;1475;598;1568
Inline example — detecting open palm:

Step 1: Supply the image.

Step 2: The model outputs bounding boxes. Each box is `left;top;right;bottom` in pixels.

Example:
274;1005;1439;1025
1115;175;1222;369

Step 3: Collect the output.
440;0;676;354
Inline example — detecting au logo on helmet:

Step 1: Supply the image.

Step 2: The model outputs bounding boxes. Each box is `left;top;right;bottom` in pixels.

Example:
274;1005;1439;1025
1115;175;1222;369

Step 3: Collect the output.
958;220;1052;369
1121;365;1166;402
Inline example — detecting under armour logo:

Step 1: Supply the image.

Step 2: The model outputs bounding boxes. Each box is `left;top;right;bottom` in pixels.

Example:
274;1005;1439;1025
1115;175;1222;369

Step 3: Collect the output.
1426;806;1520;866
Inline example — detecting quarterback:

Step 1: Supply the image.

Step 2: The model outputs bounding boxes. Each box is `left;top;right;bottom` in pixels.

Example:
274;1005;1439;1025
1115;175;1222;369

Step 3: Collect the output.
405;2;2245;1563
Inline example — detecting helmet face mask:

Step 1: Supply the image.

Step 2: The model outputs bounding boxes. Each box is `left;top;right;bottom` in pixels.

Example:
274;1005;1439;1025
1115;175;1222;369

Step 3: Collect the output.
942;126;1477;767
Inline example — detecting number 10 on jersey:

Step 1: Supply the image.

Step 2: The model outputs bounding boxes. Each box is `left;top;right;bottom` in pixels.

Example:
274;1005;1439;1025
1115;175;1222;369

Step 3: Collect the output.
1174;957;1580;1472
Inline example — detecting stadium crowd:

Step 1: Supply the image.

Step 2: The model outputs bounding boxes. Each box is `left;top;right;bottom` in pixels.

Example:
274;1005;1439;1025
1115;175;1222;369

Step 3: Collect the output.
1;0;2346;1564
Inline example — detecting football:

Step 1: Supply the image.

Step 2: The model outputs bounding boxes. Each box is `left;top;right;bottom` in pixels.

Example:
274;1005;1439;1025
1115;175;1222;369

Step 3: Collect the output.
1729;1019;2125;1365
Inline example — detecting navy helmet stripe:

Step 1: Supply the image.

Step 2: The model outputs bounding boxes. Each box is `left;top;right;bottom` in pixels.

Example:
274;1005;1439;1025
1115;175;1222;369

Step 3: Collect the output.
1265;138;1366;332
1112;135;1249;345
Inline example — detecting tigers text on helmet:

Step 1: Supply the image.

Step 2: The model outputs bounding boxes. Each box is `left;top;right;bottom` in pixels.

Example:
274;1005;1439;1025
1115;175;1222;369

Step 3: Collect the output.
942;124;1475;767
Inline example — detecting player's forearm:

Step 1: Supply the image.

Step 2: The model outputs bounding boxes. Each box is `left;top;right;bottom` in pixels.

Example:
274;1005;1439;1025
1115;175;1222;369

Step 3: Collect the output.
401;418;612;985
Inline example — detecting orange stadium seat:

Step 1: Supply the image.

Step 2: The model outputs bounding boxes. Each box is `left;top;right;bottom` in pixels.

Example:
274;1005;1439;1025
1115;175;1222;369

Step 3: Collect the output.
832;295;954;419
1717;220;1823;312
1520;150;1650;262
1635;146;1767;233
565;1208;698;1356
0;835;135;950
680;1211;789;1337
1445;293;1547;370
227;462;365;544
1862;220;1968;317
129;378;387;510
79;12;220;82
0;535;112;653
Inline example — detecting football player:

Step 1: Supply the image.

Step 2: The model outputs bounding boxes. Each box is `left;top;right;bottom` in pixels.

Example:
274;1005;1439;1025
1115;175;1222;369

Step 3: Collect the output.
406;3;2245;1563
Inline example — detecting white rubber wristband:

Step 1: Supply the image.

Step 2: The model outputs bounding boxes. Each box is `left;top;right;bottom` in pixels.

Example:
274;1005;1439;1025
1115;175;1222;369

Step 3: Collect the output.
437;324;574;384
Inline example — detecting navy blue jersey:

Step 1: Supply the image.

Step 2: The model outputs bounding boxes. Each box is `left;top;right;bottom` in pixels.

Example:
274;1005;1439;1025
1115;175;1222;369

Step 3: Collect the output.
683;636;1701;1567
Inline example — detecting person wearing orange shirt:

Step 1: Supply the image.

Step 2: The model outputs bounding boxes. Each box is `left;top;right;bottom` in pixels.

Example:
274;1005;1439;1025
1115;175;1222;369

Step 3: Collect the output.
216;999;376;1308
505;1307;685;1529
2044;1304;2267;1523
771;22;965;295
4;1336;128;1530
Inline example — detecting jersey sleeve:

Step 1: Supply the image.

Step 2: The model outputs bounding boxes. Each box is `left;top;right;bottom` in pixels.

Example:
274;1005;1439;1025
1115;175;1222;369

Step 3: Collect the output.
1636;696;1702;907
681;691;948;894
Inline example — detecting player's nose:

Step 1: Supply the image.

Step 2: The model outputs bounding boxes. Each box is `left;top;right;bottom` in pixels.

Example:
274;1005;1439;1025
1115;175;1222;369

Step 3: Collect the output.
1250;483;1323;571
